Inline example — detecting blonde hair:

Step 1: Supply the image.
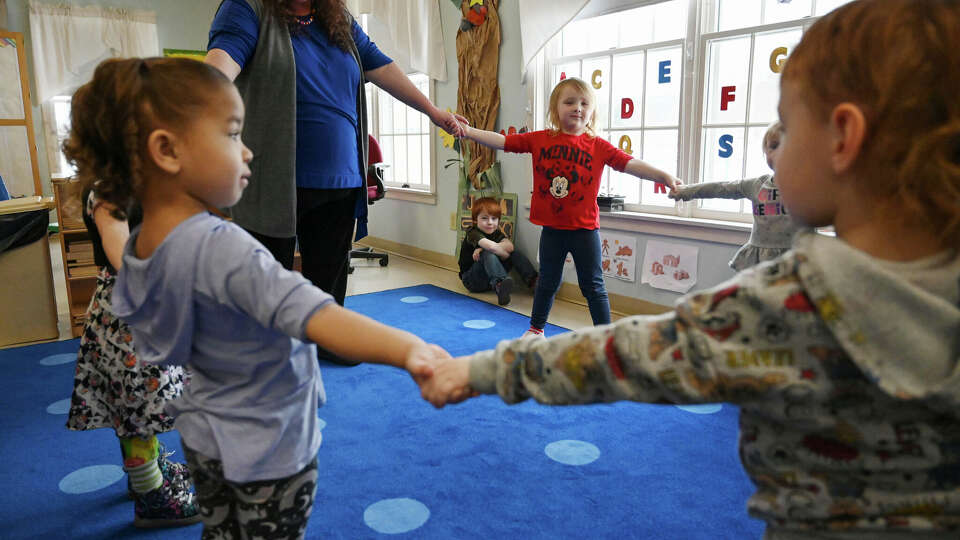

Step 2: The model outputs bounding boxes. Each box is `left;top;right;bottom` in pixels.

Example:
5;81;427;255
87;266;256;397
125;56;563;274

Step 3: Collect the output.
762;121;782;154
781;0;960;245
546;78;598;136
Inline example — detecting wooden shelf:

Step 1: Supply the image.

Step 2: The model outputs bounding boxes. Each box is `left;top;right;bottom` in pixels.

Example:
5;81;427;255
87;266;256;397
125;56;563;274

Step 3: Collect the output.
53;178;96;339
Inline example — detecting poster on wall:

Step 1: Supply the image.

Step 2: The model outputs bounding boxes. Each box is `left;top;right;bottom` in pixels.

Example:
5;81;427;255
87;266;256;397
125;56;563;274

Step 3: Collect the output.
641;240;698;293
600;231;636;282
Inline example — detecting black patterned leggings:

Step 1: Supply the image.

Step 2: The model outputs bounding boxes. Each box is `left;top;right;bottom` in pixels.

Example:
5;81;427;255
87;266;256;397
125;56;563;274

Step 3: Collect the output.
183;446;318;540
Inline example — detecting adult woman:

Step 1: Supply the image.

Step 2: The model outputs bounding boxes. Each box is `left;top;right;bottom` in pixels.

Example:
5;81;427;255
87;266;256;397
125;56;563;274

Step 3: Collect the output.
205;0;463;364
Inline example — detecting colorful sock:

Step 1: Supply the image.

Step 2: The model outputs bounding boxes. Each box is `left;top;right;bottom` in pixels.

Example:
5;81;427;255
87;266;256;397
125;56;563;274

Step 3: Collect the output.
121;436;162;494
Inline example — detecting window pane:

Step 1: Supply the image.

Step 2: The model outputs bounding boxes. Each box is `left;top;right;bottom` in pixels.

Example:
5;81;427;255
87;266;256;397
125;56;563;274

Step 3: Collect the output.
616;7;654;48
392;96;406;135
421;133;430;186
582;56;611;131
610;51;645;130
379;96;393;133
407;135;422;184
744;125;773;179
606;130;640;205
639;129;678;207
644;46;682;127
552;61;581;87
0;42;25;119
406;102;421;134
651;0;687;43
762;0;812;25
815;0;854;15
562;13;618;56
699;127;746;213
717;0;761;32
748;27;801;124
704;35;751;125
380;135;394;183
394;136;408;184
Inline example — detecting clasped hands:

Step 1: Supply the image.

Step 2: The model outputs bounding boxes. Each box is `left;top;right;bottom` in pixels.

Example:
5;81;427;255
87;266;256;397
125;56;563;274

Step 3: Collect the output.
405;343;476;408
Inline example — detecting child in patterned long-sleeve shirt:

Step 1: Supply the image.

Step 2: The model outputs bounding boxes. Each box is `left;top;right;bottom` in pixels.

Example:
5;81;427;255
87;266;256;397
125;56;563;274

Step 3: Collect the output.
421;1;960;538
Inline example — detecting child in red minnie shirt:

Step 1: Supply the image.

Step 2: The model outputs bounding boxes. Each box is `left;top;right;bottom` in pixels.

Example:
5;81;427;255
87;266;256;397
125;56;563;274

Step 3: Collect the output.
459;77;680;336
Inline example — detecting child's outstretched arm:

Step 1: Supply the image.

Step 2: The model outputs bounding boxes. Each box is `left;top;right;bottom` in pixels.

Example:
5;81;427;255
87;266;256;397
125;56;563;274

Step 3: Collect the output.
669;177;764;201
461;125;506;151
305;304;444;382
421;266;816;409
92;202;130;271
623;159;681;191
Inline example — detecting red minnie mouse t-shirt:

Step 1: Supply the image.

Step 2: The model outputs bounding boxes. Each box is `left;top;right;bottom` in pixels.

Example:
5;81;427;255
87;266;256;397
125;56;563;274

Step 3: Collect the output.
504;130;632;230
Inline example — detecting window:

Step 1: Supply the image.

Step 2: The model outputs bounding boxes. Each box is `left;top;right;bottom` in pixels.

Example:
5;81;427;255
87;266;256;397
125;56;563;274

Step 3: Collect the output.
364;73;434;193
48;96;75;179
543;0;853;222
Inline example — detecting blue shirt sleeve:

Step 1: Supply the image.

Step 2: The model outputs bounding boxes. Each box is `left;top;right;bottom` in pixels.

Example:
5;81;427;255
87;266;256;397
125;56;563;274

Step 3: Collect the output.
207;0;260;69
351;19;392;71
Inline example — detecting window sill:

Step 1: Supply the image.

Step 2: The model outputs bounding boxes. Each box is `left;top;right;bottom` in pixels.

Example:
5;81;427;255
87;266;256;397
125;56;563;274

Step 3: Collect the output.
523;206;752;246
384;187;437;205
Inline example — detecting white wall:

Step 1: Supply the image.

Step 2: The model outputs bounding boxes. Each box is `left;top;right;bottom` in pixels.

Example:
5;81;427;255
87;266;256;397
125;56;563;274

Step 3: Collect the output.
367;0;741;308
5;0;222;196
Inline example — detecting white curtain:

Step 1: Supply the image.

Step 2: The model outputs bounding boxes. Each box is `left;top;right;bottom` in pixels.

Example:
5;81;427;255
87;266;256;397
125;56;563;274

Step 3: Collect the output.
28;1;159;103
519;0;671;79
347;0;447;82
28;1;159;177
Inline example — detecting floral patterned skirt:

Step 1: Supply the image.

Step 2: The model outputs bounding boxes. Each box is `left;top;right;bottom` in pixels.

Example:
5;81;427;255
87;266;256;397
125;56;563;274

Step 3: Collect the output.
67;268;186;439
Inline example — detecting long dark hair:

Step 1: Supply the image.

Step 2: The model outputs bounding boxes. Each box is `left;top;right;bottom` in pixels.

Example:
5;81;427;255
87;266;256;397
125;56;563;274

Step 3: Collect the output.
262;0;353;52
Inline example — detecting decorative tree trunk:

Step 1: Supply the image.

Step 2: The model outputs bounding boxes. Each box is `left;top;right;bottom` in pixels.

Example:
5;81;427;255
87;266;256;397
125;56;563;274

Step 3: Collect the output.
456;0;500;189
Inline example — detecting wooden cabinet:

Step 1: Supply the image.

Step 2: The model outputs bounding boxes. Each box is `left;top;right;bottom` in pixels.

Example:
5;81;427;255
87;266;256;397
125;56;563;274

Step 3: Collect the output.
52;178;96;337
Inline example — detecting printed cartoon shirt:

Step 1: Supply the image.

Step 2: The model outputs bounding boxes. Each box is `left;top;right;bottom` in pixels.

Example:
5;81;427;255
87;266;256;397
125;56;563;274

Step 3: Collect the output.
468;231;960;534
504;131;633;230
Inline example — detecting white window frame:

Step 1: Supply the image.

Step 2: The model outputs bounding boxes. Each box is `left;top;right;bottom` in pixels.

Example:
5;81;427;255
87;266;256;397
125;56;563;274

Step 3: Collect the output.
538;0;845;236
365;73;437;205
47;95;76;180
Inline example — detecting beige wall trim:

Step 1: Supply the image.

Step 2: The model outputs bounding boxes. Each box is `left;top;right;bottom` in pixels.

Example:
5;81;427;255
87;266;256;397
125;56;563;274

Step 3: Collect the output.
356;236;671;318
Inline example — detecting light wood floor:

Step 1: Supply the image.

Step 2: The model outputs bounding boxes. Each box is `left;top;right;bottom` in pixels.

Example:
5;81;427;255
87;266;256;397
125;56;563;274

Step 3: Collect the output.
49;236;604;342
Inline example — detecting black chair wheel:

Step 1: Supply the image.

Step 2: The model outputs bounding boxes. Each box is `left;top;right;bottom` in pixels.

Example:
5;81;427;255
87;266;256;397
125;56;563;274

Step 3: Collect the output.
348;265;355;274
379;255;389;266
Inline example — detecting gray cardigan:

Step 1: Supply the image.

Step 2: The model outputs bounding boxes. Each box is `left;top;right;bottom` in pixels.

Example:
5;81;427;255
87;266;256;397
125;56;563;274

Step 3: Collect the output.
230;0;369;238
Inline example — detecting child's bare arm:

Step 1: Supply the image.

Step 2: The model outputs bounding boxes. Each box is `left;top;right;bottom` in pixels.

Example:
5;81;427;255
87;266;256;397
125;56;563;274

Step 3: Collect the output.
623;158;681;190
305;304;443;380
462;125;506;150
92;203;130;270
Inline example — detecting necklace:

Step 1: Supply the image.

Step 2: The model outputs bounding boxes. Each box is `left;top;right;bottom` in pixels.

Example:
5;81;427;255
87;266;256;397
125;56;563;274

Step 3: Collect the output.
296;14;314;25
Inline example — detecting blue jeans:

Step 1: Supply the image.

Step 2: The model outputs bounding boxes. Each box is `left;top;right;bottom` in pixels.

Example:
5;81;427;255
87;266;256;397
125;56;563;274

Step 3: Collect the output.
461;250;537;292
531;227;610;329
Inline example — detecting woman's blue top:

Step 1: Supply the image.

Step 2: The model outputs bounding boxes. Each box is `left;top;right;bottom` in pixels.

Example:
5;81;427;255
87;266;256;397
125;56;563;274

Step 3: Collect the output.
209;0;391;189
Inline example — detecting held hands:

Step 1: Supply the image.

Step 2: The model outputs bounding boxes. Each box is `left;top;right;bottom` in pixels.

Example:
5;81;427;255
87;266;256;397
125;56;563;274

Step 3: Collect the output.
433;109;468;138
668;185;693;201
419;355;474;409
403;345;477;408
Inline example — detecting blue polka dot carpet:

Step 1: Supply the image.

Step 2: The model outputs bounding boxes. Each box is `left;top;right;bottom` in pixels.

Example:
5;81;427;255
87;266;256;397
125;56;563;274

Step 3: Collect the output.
0;284;764;539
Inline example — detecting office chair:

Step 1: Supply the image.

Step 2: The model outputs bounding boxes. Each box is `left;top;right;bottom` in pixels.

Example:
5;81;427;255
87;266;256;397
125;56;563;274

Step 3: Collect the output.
348;134;389;273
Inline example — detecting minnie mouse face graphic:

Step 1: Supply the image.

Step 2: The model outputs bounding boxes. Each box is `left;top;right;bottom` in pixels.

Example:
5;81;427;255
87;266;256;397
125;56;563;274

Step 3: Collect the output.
550;176;570;199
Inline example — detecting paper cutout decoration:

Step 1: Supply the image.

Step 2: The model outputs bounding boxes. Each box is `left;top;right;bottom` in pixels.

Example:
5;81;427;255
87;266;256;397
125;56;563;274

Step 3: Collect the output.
498;125;528;136
600;232;637;282
641;240;698;293
439;128;456;149
770;47;788;73
718;134;734;158
720;86;736;111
